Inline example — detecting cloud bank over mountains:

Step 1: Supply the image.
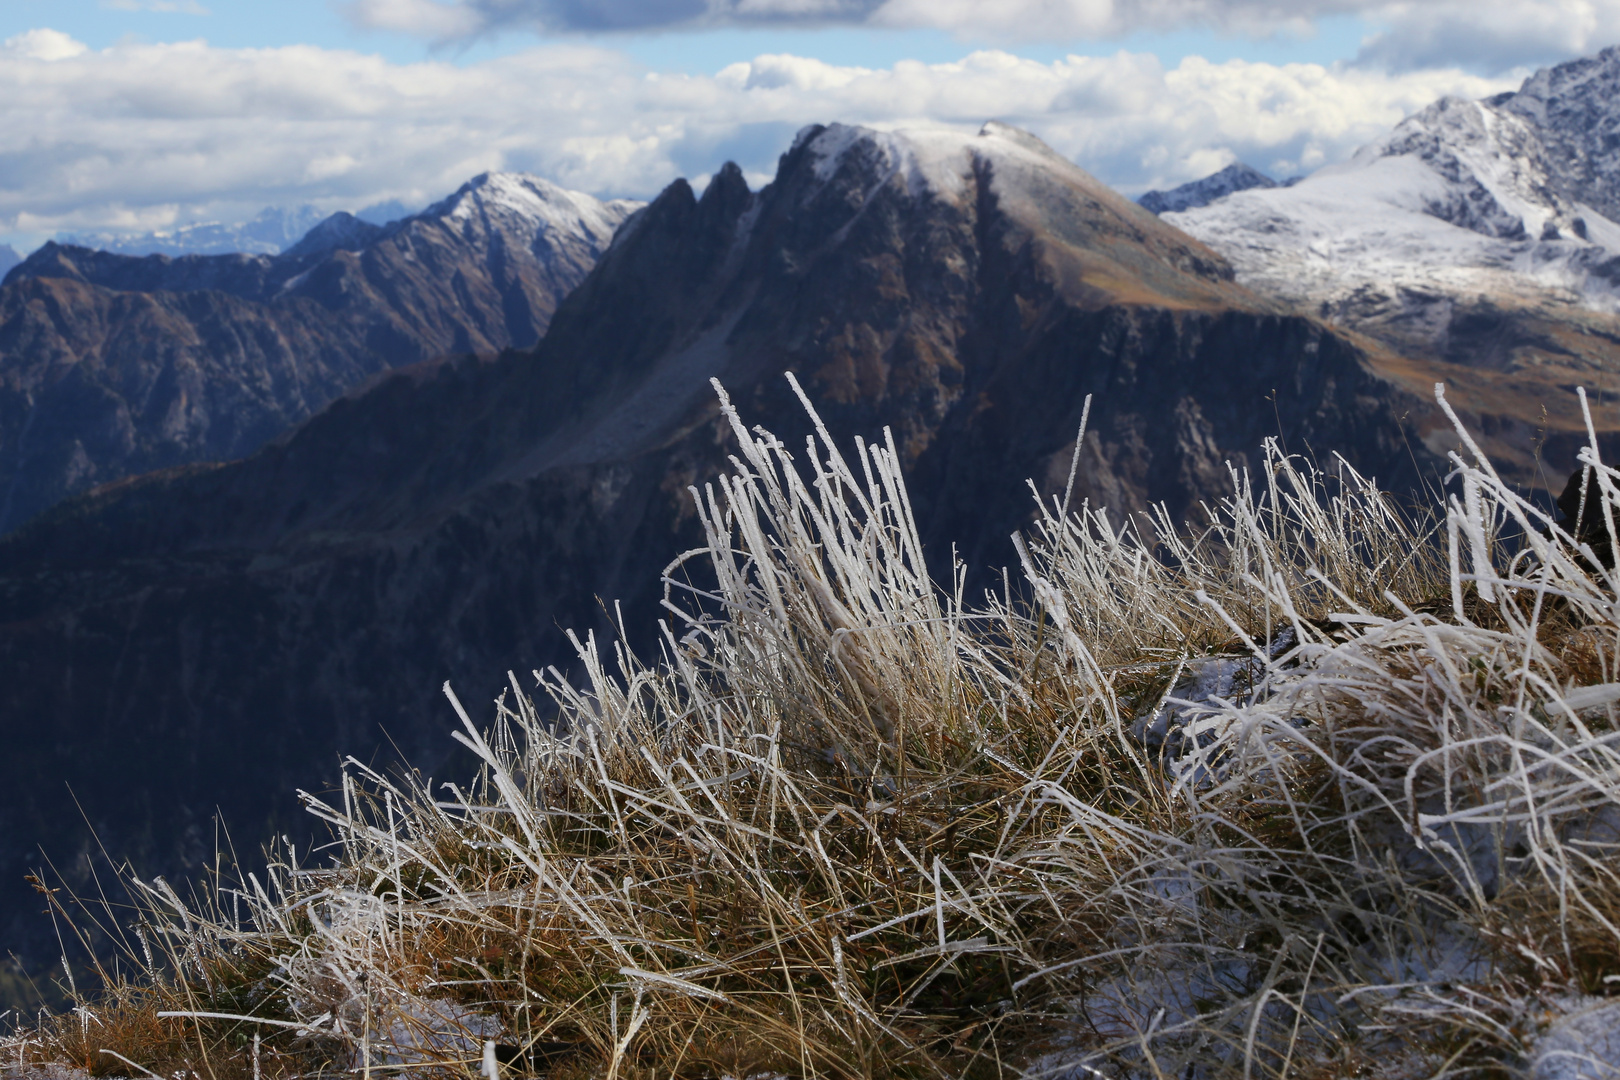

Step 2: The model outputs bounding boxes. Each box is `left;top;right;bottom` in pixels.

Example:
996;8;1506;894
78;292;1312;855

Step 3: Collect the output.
347;0;1620;73
0;28;1513;249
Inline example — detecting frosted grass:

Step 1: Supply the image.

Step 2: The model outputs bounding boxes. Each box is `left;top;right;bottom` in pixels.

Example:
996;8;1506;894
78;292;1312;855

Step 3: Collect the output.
16;378;1620;1080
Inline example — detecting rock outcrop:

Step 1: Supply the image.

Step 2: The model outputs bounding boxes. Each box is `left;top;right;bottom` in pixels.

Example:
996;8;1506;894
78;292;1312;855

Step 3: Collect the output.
1138;163;1277;214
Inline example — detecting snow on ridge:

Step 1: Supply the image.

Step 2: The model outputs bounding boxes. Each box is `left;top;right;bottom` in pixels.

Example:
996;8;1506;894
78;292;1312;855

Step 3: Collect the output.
1165;57;1620;328
423;172;642;246
1499;46;1620;226
1353;95;1575;241
801;123;972;204
1504;44;1620;127
60;205;330;258
797;120;1106;211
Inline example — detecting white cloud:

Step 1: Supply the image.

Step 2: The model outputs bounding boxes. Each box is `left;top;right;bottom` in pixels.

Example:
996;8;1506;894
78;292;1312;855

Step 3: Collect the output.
866;0;1332;40
0;30;1519;249
3;28;90;61
101;1;212;13
1354;1;1620;72
342;0;1620;73
345;0;486;37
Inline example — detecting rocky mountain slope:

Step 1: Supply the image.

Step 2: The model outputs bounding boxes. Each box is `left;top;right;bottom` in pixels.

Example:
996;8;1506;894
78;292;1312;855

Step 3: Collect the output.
0;174;639;532
1499;49;1620;225
1165;47;1620;431
1138;162;1277;214
0;121;1457;981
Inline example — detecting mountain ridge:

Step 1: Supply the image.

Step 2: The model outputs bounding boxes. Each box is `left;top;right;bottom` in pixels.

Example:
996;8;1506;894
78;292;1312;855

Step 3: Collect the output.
1138;162;1277;214
0;172;641;533
1499;47;1620;225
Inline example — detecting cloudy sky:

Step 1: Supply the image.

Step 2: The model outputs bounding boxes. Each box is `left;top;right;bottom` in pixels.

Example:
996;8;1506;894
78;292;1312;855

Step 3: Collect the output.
2;0;1616;252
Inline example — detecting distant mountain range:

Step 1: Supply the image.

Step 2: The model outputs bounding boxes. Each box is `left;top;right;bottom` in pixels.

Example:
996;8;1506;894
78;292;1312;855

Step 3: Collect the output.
0;245;18;279
54;200;417;258
0;173;639;533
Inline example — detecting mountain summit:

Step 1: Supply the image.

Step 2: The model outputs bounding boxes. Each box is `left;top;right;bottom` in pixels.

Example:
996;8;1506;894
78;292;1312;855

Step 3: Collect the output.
0;173;639;532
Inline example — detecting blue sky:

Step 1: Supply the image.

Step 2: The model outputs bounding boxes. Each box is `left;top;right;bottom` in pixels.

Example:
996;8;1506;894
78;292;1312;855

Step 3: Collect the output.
0;0;1380;71
1;0;1610;252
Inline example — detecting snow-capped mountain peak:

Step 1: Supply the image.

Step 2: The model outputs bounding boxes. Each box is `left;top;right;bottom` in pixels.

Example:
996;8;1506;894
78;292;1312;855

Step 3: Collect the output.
422;171;641;251
796;122;981;205
769;121;1234;300
1163;49;1620;360
1354;94;1576;241
792;120;1154;221
57;205;332;258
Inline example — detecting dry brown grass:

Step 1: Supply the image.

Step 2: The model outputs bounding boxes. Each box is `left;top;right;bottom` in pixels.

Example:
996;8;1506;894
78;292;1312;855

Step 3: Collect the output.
10;378;1620;1080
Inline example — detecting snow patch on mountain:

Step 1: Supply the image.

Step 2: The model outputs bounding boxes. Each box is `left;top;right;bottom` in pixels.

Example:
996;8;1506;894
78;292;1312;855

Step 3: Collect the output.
47;180;618;263
1139;163;1277;215
1165;76;1620;334
1364;96;1575;240
424;172;641;253
796;120;1130;216
801;123;975;205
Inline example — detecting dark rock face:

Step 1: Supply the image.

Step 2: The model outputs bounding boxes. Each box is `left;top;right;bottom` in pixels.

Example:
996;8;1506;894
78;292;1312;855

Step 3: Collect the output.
1138;163;1277;215
0;123;1437;978
281;212;384;260
1501;45;1620;225
0;174;638;533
